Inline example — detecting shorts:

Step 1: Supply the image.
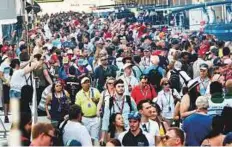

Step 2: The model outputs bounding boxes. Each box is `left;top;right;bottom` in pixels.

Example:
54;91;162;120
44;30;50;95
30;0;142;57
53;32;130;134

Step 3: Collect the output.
82;116;100;140
3;85;10;104
9;89;21;99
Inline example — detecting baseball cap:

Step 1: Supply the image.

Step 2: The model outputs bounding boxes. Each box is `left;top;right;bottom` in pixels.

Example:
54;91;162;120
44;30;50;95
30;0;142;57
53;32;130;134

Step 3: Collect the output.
1;46;9;53
66;140;82;146
223;132;232;146
195;96;209;109
198;49;207;56
81;77;90;84
128;111;141;120
200;63;209;70
213;58;226;67
123;63;133;70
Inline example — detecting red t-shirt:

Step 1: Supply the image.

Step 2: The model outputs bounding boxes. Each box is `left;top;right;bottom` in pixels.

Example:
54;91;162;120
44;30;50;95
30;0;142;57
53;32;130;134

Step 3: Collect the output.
131;84;157;104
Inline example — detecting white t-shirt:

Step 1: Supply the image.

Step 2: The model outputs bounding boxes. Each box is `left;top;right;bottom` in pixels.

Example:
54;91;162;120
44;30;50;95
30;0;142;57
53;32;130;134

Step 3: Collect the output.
0;61;11;83
140;119;159;137
10;69;30;91
208;99;229;116
62;120;92;146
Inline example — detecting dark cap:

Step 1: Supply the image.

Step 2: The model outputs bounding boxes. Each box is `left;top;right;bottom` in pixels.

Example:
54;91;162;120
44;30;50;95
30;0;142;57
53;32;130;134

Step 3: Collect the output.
213;58;226;67
223;132;232;146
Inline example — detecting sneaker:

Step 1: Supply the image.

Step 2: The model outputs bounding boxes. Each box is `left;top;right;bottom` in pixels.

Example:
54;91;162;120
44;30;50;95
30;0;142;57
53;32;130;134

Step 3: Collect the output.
4;116;9;123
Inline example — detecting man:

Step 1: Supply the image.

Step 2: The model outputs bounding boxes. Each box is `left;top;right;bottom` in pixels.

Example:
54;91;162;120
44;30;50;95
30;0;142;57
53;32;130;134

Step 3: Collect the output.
137;100;159;145
75;77;101;143
0;48;14;123
30;123;55;146
118;111;155;146
101;79;137;141
168;61;191;94
144;55;165;92
118;63;138;95
162;127;185;146
131;75;157;104
94;56;117;92
132;55;145;80
62;105;92;146
208;81;228;116
183;96;212;146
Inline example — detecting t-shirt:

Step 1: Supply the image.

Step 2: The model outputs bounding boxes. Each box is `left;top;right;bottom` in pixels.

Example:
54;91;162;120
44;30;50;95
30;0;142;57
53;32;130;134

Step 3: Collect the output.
10;69;31;92
118;129;155;146
131;84;157;104
140;119;159;137
75;88;101;117
208;98;229;116
62;120;92;146
183;113;212;146
0;61;11;83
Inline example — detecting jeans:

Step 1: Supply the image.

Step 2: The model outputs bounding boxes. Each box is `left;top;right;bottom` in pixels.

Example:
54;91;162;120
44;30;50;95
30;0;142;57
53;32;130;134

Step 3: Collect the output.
9;90;21;99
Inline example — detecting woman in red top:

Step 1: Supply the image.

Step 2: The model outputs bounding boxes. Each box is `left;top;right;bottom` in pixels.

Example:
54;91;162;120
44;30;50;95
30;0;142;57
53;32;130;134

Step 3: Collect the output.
131;75;157;104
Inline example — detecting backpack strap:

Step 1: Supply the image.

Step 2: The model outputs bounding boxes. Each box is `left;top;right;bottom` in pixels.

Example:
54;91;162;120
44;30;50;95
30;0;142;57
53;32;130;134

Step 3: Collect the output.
59;119;69;134
109;96;115;116
136;65;143;75
126;95;132;112
91;88;94;98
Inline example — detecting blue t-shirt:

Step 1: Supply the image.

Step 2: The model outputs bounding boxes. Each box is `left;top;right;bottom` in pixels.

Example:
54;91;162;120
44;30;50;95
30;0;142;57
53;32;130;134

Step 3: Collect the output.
183;113;212;146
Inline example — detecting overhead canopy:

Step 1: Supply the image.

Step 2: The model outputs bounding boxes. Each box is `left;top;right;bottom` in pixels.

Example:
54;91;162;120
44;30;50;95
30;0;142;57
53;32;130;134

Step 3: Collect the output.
26;1;41;14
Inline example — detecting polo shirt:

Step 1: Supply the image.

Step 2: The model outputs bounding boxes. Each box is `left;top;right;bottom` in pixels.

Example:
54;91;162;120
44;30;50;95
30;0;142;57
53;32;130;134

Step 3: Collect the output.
131;84;157;104
118;129;154;146
75;88;101;117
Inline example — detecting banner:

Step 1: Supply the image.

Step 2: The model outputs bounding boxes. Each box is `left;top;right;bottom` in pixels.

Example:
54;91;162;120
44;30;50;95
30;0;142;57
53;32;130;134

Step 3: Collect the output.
34;0;64;3
0;0;17;20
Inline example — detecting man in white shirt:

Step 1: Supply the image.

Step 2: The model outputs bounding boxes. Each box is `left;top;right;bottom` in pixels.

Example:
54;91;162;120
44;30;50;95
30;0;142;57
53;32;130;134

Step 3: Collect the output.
61;105;92;146
119;63;139;95
137;99;160;145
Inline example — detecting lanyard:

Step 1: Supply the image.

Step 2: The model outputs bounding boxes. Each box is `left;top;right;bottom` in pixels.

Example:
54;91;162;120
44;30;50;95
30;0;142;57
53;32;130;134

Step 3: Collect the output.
83;88;93;100
200;78;209;91
114;96;125;113
140;86;148;98
124;75;131;86
144;57;150;66
163;91;171;106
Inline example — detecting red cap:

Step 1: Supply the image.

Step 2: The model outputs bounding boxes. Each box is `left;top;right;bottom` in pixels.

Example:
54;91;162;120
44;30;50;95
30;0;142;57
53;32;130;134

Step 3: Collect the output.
198;49;207;56
51;54;58;62
152;50;162;56
1;46;9;53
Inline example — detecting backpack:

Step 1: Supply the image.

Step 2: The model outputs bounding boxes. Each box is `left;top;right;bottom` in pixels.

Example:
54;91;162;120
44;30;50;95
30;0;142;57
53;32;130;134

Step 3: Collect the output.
170;69;181;92
54;119;69;146
109;95;133;116
147;66;163;92
170;69;188;93
58;66;68;80
0;57;7;65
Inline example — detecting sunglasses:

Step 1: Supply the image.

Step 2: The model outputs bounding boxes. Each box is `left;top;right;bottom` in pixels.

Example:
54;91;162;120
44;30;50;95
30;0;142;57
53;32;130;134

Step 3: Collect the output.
107;82;114;85
101;58;108;61
163;82;169;86
200;70;207;72
45;133;56;140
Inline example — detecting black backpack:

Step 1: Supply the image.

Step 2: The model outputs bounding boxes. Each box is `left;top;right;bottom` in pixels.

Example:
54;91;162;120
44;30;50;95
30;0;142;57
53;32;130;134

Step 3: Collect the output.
170;69;188;93
170;69;181;92
54;119;69;146
147;66;163;92
109;95;133;116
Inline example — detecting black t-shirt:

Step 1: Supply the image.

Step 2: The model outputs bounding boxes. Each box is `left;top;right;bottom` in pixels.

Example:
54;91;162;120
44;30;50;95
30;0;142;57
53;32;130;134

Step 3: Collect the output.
120;129;152;146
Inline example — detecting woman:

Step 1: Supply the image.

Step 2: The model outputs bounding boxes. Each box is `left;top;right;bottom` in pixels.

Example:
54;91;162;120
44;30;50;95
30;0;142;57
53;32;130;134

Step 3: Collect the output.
45;80;70;127
150;102;169;136
180;79;201;118
107;113;125;141
201;116;225;146
97;77;115;117
194;63;211;96
154;78;181;122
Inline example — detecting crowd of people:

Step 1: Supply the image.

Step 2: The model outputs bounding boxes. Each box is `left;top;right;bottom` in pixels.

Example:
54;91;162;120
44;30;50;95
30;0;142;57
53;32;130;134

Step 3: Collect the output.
0;11;232;146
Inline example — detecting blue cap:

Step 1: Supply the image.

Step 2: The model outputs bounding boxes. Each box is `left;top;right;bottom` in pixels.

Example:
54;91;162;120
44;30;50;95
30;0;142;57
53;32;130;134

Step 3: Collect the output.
128;111;141;120
66;140;82;146
223;132;232;146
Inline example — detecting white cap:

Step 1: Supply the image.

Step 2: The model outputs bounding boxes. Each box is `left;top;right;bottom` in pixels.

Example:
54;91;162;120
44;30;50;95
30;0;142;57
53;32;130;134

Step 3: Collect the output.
123;63;133;70
81;77;90;84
